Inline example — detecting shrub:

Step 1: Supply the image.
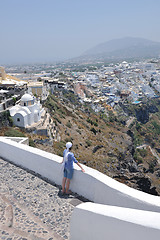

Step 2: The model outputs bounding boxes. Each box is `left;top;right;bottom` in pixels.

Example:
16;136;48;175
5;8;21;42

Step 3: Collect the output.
152;121;160;134
54;116;61;124
85;140;92;147
90;127;97;135
66;121;72;128
137;158;143;164
138;148;147;157
12;97;17;105
76;129;81;134
93;122;98;127
8;116;14;127
29;138;36;147
136;122;142;131
4;128;25;137
134;150;143;164
87;118;98;127
148;162;155;173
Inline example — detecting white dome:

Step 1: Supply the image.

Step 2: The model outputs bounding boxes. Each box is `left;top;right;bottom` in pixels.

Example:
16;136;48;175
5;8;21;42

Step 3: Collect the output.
21;93;34;102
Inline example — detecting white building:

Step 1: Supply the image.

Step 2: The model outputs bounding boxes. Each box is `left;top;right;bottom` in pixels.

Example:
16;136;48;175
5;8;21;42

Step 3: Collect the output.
9;93;44;128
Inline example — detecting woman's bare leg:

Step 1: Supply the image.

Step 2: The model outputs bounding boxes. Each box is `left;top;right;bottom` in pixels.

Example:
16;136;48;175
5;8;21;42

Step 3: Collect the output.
62;177;67;193
65;178;71;194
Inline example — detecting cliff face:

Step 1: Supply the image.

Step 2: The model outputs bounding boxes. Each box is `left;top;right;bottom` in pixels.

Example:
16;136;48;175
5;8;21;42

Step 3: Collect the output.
1;92;160;196
119;101;159;124
41;93;160;195
135;104;158;124
135;106;149;123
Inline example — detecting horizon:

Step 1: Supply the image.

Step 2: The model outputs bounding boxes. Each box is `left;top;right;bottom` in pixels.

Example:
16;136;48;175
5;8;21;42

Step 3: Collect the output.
1;0;160;65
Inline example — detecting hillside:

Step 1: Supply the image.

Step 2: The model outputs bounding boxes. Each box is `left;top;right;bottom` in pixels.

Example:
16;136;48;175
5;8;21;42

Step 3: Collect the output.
39;90;160;196
1;90;160;196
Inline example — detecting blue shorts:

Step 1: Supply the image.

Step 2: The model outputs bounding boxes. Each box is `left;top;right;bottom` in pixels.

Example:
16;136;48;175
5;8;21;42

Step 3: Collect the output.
64;168;74;179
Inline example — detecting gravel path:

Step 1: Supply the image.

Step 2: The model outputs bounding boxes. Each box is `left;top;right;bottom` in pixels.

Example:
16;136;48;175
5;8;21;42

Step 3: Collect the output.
0;158;86;240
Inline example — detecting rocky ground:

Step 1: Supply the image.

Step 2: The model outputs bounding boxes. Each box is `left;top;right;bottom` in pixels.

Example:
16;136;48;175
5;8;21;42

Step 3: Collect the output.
0;158;86;240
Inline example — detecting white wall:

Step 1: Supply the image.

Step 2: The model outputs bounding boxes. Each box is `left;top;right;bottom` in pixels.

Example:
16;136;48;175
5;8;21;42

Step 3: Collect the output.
0;138;160;240
3;137;29;145
0;137;63;186
70;202;160;240
0;137;160;212
13;112;26;127
70;164;160;213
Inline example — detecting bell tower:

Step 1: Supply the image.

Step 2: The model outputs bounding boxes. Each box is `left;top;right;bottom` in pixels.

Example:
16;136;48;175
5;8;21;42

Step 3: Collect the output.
0;66;7;80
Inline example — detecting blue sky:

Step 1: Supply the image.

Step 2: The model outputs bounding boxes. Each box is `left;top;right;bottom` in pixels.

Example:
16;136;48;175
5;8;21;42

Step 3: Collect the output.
1;0;160;64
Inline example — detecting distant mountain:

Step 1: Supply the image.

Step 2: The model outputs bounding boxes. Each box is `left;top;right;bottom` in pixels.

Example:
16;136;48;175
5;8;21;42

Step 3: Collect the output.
80;37;160;61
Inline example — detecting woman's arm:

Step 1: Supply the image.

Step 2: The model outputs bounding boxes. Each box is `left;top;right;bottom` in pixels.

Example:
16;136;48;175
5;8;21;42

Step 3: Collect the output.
61;150;65;164
76;162;85;172
60;157;64;164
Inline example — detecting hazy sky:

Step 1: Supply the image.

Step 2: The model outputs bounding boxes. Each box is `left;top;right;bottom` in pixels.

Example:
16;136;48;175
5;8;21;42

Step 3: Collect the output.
1;0;160;64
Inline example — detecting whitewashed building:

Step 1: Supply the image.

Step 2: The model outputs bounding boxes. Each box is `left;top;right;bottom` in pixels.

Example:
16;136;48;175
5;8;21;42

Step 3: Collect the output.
9;93;44;128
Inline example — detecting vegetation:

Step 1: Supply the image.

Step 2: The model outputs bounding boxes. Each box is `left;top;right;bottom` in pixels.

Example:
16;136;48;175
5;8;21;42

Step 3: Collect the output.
12;97;17;105
53;141;65;157
85;139;92;147
151;121;160;135
90;127;97;135
45;92;160;194
87;118;98;127
0;111;13;127
3;88;158;195
4;128;25;137
29;138;36;147
66;121;72;128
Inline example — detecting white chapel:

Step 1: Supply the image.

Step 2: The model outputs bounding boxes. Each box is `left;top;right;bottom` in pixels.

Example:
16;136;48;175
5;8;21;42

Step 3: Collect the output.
9;93;44;128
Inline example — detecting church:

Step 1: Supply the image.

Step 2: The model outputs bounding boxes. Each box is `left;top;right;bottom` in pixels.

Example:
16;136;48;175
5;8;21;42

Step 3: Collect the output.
9;93;44;128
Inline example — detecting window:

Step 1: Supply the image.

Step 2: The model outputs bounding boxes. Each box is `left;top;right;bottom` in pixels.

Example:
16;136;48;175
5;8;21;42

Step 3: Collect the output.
17;118;20;122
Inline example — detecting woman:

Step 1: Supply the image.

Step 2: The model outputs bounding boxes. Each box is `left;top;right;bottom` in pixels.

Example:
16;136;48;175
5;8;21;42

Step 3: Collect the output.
61;142;85;194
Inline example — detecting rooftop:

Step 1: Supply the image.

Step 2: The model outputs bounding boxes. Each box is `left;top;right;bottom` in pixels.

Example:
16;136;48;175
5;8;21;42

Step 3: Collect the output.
21;93;34;102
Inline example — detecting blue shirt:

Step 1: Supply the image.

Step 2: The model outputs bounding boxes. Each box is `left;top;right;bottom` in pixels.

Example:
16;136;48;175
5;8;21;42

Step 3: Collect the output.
63;149;78;170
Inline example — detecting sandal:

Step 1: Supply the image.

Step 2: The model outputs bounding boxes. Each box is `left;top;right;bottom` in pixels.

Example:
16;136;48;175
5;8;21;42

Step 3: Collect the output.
66;190;72;195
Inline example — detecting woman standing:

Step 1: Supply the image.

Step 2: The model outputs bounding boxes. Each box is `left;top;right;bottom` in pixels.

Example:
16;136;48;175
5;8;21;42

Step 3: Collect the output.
61;142;85;194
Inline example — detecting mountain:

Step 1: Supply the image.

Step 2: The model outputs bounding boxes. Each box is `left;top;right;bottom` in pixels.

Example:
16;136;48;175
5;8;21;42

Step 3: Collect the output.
80;37;160;61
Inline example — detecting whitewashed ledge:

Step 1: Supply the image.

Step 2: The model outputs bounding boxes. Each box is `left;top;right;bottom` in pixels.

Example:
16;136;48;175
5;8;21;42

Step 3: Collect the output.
70;203;160;240
0;137;160;240
2;136;29;145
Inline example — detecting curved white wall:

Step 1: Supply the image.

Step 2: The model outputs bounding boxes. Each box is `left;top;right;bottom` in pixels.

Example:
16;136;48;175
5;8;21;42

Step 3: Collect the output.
0;137;160;212
70;202;160;240
0;137;160;240
0;137;63;185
